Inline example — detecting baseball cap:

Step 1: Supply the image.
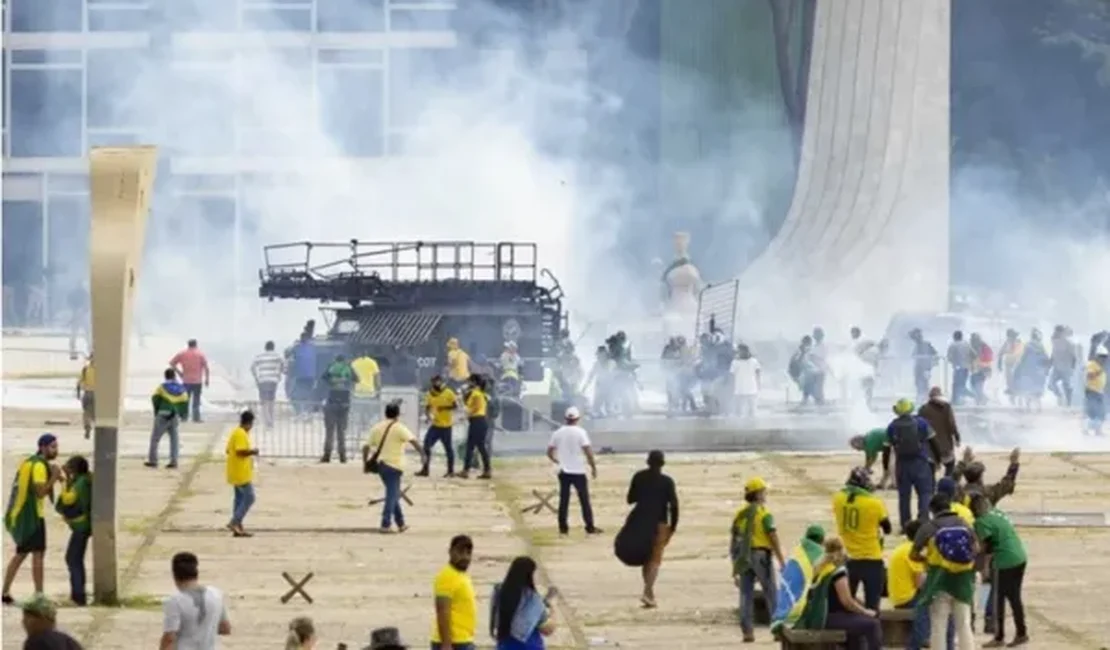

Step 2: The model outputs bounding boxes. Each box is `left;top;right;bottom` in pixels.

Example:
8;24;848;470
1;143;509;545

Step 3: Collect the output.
36;434;57;449
937;477;958;497
20;595;57;622
804;524;826;543
565;406;581;421
744;476;769;494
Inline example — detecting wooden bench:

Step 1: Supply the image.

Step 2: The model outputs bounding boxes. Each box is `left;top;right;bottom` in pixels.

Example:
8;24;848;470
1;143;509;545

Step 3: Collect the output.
779;628;847;649
879;608;915;646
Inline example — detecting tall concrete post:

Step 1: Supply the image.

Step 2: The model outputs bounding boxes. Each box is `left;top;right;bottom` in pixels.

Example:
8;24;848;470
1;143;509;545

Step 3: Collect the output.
88;146;158;604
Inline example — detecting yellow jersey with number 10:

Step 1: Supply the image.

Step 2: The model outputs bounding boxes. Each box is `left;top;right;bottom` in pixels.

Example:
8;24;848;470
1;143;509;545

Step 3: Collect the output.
832;489;889;560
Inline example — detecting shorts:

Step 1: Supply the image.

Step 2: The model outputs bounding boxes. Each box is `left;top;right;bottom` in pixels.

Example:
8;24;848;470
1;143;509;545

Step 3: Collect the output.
257;382;278;402
648;522;672;566
15;519;46;554
81;392;95;418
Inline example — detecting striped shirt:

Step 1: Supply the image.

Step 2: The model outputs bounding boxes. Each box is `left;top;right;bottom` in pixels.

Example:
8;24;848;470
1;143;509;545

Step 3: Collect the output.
251;351;284;385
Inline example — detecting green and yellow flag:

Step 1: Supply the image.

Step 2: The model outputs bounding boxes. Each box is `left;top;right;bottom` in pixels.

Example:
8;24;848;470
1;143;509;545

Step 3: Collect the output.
5;455;47;546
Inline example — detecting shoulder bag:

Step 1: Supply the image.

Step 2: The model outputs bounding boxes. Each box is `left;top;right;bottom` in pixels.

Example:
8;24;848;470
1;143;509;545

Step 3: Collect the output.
364;421;396;474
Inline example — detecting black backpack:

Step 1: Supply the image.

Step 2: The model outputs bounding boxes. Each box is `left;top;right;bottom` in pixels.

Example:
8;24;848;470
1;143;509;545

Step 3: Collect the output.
890;417;923;458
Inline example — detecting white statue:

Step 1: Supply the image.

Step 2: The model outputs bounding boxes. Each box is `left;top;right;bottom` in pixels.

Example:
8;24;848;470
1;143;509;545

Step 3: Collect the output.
661;232;702;338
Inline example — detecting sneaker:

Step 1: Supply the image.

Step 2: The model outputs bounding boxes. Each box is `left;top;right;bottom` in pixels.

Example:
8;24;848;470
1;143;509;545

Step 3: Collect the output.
586;527;604;535
143;462;157;469
319;457;331;464
415;469;429;477
1007;636;1029;647
478;472;492;480
443;471;456;478
165;463;178;470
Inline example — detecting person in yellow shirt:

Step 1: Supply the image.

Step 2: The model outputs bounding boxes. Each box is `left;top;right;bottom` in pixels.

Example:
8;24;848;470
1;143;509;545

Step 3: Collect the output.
417;376;458;478
432;534;476;650
364;401;424;533
832;467;892;612
76;355;95;439
350;353;381;432
225;411;259;538
459;375;491;480
2;434;63;604
888;520;955;649
730;477;784;643
1085;348;1107;435
445;338;471;391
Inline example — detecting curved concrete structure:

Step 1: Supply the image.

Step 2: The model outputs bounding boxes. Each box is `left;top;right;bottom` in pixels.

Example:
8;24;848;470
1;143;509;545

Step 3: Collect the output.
735;0;950;338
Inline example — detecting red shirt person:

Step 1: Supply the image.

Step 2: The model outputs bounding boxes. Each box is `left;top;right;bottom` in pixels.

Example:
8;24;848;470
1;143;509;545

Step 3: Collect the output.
169;339;210;423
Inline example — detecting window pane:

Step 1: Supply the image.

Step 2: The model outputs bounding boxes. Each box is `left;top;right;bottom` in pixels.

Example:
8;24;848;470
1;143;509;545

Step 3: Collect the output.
45;196;89;319
316;0;385;32
10;69;83;157
168;66;235;156
87;49;148;129
237;50;313;141
2;201;44;327
388;48;450;129
317;67;384;156
389;8;453;32
88;7;150;31
242;8;312;32
11;0;83;32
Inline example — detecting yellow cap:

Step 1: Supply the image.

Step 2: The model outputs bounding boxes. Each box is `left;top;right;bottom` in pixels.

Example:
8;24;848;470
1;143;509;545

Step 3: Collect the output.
744;477;769;494
893;398;914;416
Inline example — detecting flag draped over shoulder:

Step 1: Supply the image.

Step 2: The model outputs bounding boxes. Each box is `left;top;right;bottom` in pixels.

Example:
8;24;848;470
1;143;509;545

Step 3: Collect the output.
5;455;46;546
769;537;824;633
152;381;189;418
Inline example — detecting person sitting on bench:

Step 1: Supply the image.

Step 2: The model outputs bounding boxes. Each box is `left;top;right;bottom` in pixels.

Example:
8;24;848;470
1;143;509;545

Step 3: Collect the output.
796;536;882;649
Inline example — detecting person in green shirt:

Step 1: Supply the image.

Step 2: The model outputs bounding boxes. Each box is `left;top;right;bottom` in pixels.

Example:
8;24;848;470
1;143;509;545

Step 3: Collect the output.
56;455;92;606
970;494;1028;647
849;428;892;488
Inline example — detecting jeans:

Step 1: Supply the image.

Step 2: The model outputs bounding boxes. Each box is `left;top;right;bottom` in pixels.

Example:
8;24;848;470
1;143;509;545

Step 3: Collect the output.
825;611;882;650
148;414;180;465
900;592;954;650
970;370;989;404
65;530;90;604
378;464;405;529
993;562;1027;640
1086;391;1105;433
322;401;350;461
422;425;455;473
463;417;491;474
184;383;203;422
930;592;975;650
230;483;256;526
1049;368;1073;406
896;458;934;530
738;550;777;635
557;472;595;533
847;559;885;611
951;367;969;405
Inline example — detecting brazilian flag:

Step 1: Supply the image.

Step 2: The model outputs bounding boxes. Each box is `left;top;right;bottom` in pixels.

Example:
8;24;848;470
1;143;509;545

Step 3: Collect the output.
770;536;825;633
152;381;189;417
5;455;47;546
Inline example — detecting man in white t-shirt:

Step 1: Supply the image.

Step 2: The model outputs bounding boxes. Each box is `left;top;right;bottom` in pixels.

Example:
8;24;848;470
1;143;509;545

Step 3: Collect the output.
547;407;602;536
161;552;230;650
732;344;762;419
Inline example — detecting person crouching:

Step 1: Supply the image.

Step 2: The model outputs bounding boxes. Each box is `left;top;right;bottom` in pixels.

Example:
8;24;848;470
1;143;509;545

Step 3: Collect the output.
460;374;492;479
56;456;92;606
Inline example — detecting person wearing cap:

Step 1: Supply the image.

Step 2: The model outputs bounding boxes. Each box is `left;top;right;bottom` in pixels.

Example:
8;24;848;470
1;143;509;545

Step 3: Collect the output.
20;595;83;649
888;519;955;650
432;535;477;650
546;407;601;536
730;476;783;643
56;456;92;606
887;398;943;531
917;387;961;477
3;434;63;605
832;467;891;612
1085;346;1108;435
418;375;459;478
626;450;679;608
366;626;407;650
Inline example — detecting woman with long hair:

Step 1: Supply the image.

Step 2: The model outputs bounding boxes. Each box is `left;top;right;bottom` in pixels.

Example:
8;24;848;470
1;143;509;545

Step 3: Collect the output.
804;536;882;649
284;616;316;649
490;556;556;650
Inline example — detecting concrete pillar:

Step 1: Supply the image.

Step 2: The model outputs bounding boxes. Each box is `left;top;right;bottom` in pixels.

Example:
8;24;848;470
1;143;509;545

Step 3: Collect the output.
88;145;158;604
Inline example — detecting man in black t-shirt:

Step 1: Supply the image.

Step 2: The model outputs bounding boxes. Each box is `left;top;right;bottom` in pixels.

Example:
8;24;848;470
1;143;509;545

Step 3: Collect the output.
626;450;679;609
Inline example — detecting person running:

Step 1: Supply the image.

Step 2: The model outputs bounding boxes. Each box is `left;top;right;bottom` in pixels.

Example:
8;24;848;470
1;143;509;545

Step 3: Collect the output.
832;467;892;612
460;374;492;480
3;435;63;604
888;519;954;650
146;369;189;470
731;477;784;643
970;494;1028;647
418;375;459;478
76;355;95;439
56;456;92;606
160;552;231;649
887;398;943;530
626;450;679;609
432;535;477;650
848;428;892;487
911;493;979;649
547;407;601;537
250;341;284;429
225;411;259;537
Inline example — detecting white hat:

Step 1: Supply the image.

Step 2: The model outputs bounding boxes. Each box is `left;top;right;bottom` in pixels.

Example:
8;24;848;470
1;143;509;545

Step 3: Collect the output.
1097;346;1109;356
565;406;581;421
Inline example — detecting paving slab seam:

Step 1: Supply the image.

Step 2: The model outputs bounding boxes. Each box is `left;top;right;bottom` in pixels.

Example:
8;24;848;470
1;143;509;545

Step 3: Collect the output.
490;473;589;650
1050;452;1110;480
79;427;224;648
763;453;1105;650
